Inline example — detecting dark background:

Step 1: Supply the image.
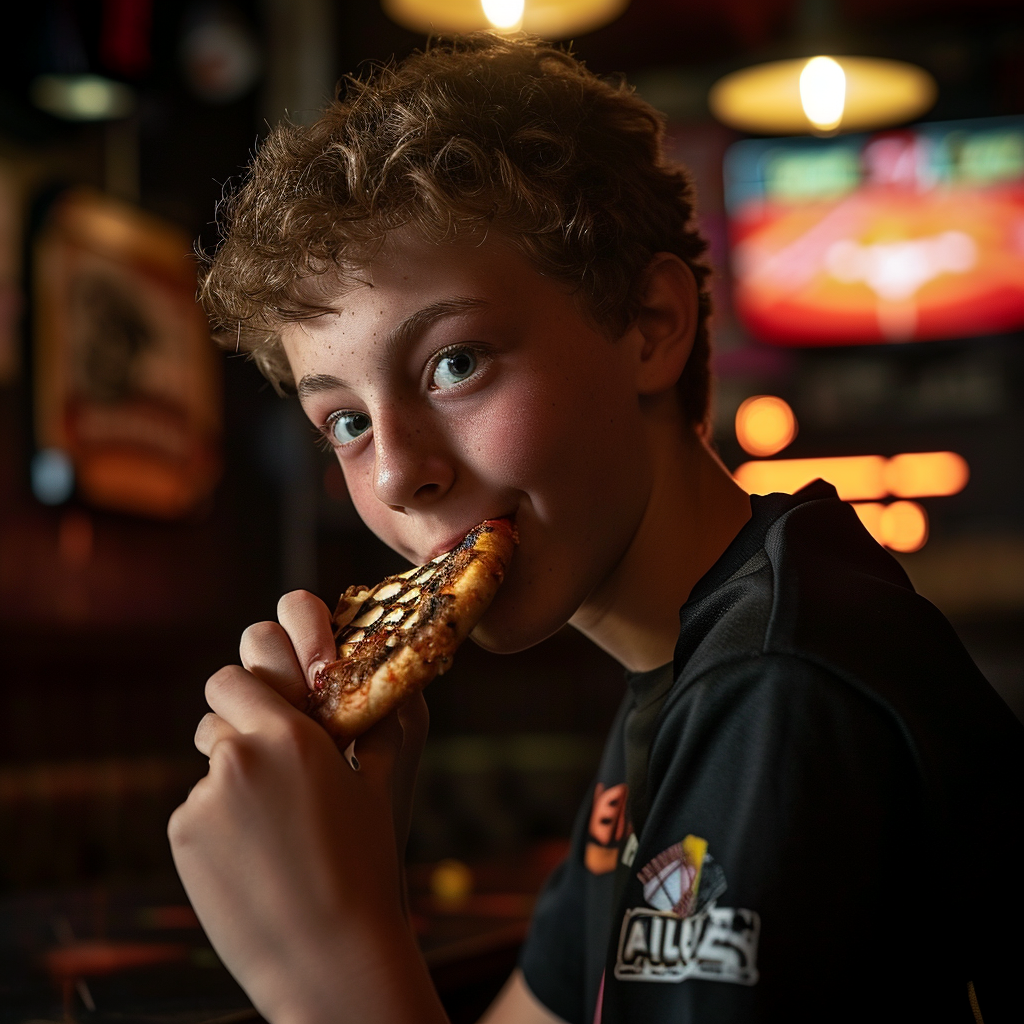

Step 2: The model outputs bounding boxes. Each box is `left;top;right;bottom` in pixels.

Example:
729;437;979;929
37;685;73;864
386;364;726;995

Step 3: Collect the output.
0;0;1022;1016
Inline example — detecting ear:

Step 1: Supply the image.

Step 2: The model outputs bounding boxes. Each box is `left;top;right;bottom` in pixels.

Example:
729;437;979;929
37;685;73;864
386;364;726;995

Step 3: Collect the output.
629;253;700;396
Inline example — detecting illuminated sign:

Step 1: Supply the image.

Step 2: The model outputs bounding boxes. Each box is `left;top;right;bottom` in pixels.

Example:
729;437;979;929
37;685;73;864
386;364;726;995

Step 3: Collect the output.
733;451;969;501
724;116;1024;345
732;398;968;552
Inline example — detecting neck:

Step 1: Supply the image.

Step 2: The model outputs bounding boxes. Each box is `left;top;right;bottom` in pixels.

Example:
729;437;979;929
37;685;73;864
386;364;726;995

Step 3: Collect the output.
569;402;751;672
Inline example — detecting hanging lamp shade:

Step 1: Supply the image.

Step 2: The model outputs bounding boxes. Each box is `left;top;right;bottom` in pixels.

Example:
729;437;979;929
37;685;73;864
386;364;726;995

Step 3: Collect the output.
709;56;937;136
381;0;629;37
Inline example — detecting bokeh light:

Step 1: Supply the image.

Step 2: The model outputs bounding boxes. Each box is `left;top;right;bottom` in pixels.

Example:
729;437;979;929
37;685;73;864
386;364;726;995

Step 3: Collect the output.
885;451;969;497
430;859;474;905
851;501;929;552
734;451;968;503
800;57;846;133
482;0;525;30
882;501;929;552
734;395;798;457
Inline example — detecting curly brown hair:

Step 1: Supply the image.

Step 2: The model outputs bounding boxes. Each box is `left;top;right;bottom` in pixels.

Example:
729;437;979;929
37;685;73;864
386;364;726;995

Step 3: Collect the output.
200;33;713;429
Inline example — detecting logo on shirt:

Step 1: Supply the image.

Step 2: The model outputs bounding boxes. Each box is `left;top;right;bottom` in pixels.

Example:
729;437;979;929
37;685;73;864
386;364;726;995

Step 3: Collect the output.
585;783;631;875
614;835;760;986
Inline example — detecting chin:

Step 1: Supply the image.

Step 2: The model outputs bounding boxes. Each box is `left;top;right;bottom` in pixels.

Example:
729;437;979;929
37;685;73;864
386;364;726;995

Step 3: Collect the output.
468;582;573;656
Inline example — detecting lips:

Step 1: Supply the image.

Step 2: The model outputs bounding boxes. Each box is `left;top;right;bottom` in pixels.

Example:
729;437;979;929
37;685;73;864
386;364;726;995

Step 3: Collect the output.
425;512;517;561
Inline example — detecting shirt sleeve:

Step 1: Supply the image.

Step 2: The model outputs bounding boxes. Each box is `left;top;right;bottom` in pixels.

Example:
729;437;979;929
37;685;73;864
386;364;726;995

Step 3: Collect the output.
599;654;963;1024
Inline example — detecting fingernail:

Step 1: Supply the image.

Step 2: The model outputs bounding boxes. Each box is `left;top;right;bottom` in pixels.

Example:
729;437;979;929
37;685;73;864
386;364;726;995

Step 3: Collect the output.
309;661;327;688
344;740;359;771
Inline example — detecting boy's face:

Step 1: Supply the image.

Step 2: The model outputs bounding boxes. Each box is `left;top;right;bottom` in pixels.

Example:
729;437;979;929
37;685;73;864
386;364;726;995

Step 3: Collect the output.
282;228;656;654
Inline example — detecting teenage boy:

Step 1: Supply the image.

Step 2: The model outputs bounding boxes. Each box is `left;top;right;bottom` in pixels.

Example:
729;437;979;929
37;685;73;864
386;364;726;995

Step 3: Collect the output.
169;34;1024;1024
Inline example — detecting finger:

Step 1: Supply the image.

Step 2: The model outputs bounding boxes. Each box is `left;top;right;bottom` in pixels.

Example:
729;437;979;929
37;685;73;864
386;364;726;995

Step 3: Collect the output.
277;590;337;689
194;712;239;757
240;620;308;709
205;664;302;735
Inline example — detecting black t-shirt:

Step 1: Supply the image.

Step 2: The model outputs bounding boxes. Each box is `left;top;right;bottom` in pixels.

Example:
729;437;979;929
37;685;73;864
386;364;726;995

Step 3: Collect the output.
519;483;1024;1024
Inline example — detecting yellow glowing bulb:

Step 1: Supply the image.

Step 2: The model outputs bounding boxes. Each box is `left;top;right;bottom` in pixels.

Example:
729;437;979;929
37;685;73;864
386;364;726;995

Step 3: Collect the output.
482;0;525;29
735;395;798;458
800;56;846;132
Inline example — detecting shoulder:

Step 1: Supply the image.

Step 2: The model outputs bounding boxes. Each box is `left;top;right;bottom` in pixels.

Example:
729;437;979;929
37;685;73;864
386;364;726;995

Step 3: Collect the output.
676;487;1024;785
654;651;914;787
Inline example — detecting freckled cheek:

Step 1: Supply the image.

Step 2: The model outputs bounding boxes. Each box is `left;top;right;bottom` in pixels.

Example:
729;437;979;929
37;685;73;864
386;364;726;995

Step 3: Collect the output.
338;462;392;536
458;385;568;485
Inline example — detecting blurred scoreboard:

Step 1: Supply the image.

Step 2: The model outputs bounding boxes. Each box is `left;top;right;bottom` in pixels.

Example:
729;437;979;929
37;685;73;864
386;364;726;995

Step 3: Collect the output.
723;116;1024;346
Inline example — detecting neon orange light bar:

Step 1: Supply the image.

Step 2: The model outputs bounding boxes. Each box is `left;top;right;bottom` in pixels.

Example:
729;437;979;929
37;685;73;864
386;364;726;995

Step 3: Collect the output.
884;451;969;498
734;451;968;502
851;501;929;553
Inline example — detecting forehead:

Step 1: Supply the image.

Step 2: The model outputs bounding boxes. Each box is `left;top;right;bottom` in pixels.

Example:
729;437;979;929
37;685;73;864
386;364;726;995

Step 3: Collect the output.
349;227;558;309
280;228;582;369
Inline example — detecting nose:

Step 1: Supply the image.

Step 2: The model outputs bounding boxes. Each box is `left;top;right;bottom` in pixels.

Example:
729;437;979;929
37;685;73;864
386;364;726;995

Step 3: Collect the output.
371;411;455;512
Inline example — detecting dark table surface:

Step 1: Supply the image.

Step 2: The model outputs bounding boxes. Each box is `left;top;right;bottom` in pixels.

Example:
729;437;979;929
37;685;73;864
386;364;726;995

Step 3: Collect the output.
0;847;566;1024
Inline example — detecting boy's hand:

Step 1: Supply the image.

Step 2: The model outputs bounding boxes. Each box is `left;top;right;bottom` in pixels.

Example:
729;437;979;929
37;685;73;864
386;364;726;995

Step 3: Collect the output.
244;590;430;865
168;592;440;1024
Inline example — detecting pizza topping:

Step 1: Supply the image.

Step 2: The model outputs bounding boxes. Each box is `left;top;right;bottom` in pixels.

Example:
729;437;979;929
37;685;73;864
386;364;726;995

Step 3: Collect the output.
353;605;385;628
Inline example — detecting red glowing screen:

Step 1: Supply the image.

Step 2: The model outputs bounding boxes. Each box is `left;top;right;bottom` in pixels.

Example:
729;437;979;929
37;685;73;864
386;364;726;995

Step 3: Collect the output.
723;116;1024;346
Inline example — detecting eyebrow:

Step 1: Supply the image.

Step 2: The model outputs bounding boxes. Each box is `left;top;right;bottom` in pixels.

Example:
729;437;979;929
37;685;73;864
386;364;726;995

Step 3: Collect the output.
297;372;350;398
296;296;488;400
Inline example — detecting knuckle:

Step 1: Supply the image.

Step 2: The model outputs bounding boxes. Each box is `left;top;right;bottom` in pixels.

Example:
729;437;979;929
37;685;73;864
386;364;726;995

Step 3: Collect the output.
195;710;217;734
213;735;254;777
277;588;314;614
240;619;282;651
272;714;316;756
277;589;328;629
205;664;239;702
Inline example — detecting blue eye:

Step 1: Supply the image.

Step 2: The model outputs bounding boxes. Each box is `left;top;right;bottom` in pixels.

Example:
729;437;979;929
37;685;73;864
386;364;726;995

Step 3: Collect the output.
432;349;478;389
331;411;371;444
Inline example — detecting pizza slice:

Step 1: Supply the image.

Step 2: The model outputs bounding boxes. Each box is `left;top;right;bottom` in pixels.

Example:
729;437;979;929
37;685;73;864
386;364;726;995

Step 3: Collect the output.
308;518;517;745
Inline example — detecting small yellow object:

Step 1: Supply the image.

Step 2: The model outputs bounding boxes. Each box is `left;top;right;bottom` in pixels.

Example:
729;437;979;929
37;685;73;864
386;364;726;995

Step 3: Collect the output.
430;859;474;904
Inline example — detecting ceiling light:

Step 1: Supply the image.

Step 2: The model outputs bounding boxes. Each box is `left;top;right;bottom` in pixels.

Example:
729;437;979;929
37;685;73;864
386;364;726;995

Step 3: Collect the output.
31;74;135;122
381;0;629;38
799;56;845;133
482;0;525;30
710;56;936;136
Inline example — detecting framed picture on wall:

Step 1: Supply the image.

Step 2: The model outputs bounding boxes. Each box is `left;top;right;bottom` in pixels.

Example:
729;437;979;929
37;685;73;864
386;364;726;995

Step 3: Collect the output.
32;188;221;519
